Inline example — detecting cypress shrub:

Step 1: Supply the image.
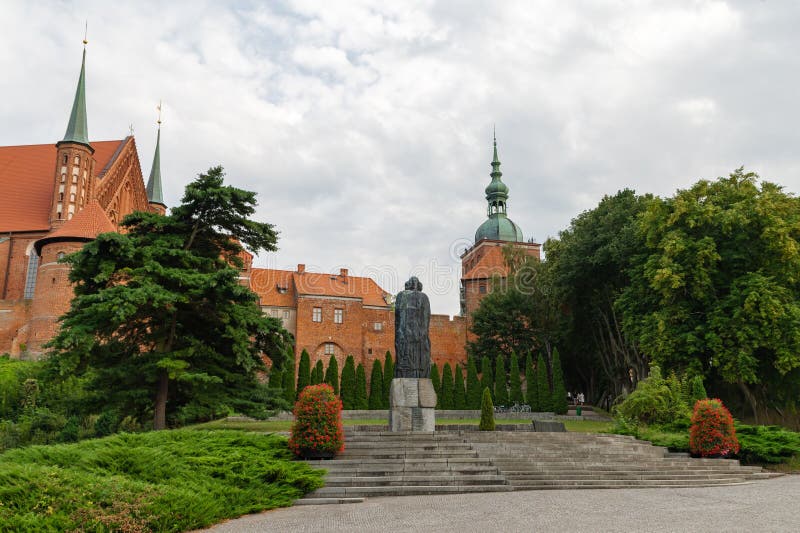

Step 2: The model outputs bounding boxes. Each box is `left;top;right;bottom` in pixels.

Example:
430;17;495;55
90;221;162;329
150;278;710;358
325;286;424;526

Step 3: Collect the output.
509;352;523;405
324;355;339;396
282;358;296;404
466;358;482;409
480;357;492;396
479;387;495;431
441;363;454;410
430;364;441;408
690;375;707;405
355;363;368;410
312;360;324;385
453;364;466;409
297;349;311;397
550;348;568;414
536;353;551;412
268;367;283;390
525;353;536;409
339;356;356;410
368;359;384;410
382;351;394;409
689;398;739;458
493;356;508;406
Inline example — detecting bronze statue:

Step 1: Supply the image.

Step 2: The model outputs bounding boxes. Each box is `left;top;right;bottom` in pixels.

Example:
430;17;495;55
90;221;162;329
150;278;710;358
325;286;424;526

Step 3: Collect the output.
394;276;431;378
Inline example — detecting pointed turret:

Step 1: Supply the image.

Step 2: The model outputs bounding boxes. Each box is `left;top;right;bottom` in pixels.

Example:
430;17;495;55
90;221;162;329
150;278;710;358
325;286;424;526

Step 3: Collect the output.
146;104;167;215
474;132;523;243
59;47;91;150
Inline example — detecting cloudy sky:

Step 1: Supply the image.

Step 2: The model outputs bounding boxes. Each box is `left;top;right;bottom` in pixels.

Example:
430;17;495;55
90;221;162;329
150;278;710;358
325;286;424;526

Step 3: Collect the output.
2;0;799;315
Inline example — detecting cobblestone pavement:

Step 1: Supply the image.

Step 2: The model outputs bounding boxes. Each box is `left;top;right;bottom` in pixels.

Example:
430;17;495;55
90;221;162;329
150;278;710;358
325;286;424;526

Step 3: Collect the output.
207;476;799;532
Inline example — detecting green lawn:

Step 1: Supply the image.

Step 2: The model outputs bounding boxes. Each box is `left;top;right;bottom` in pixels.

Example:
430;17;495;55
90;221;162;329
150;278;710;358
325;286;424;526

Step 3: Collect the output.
0;429;323;531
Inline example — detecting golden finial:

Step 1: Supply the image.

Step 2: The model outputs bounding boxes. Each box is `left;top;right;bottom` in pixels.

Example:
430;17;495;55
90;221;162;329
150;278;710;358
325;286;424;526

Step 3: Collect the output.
83;20;88;46
156;100;163;126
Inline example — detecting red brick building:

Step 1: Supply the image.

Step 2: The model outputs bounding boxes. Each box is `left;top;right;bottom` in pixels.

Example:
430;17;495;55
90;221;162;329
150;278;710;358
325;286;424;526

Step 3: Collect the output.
0;45;165;357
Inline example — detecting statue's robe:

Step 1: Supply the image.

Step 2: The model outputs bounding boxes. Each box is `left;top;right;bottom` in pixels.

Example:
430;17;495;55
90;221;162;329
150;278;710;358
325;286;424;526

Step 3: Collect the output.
394;288;431;378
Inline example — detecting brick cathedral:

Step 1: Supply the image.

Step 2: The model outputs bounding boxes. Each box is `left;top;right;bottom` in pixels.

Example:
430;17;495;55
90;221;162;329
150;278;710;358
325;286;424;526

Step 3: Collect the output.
0;44;539;375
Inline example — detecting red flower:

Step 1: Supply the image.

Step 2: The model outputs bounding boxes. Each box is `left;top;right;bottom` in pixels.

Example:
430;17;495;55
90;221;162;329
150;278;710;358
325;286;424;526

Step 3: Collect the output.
689;398;739;458
288;383;345;457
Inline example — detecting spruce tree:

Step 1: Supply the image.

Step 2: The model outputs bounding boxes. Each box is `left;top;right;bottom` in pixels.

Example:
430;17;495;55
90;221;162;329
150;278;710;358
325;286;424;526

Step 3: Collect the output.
466;357;482;409
453;364;466;409
269;367;283;390
324;355;339;395
525;353;536;409
509;352;523;405
355;363;368;410
368;359;384;410
441;363;454;410
282;358;296;404
382;351;394;408
430;363;441;408
690;375;707;406
480;356;493;396
479;387;495;431
297;349;311;397
493;356;508;406
312;360;324;385
550;348;568;414
339;355;356;409
536;353;552;412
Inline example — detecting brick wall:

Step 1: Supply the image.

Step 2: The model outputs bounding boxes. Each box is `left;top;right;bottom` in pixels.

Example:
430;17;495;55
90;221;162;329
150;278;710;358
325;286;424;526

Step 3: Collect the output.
430;314;467;369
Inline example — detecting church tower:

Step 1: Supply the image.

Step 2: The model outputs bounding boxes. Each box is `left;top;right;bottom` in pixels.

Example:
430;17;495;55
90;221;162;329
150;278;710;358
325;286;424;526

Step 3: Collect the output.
50;40;95;227
146;105;167;215
460;133;541;319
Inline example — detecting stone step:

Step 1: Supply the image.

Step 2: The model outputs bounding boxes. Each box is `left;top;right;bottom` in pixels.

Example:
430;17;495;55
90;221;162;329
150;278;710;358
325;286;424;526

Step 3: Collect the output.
293;497;365;505
508;477;747;487
308;457;496;466
337;452;480;460
308;484;514;498
323;475;508;486
318;465;499;475
509;480;750;490
504;472;749;481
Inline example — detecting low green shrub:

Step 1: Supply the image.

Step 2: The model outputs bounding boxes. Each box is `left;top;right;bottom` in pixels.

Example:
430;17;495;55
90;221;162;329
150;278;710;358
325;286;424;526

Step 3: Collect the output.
0;430;324;531
615;365;690;426
690;399;739;458
734;424;800;464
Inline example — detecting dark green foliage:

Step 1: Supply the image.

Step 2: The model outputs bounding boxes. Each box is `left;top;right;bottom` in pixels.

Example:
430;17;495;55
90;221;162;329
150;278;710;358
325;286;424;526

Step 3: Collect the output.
453;364;466;409
382;352;394;409
430;364;441;408
268;367;283;389
479;387;495;431
440;363;454;410
550;348;568;414
324;355;339;395
311;360;324;385
47;167;289;430
297;350;311;397
480;357;492;396
0;430;323;531
525;353;536;409
368;359;384;410
466;358;482;409
535;353;551;412
734;424;800;464
339;356;356;410
94;410;120;437
615;365;690;425
355;364;368;410
690;375;707;406
282;358;296;405
0;357;41;420
509;353;523;405
493;356;508;405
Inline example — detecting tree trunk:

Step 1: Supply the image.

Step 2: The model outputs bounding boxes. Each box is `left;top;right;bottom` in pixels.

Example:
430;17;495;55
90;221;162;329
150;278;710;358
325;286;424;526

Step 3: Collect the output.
154;370;169;430
738;381;760;425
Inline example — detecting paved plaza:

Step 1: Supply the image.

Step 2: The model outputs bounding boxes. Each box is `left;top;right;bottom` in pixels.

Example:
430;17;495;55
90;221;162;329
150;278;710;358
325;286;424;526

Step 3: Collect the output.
207;475;799;532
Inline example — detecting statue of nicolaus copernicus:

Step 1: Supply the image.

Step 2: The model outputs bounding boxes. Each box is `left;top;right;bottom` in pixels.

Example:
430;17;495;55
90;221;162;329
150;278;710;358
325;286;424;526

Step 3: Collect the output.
394;276;431;378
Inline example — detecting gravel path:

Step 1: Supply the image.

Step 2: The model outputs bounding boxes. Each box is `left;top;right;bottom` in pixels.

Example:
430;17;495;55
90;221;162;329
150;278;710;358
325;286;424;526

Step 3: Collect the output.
207;475;800;532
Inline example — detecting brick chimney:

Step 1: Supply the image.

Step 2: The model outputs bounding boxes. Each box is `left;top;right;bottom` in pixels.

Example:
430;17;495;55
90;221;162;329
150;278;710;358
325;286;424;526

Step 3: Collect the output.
297;264;305;274
340;268;348;278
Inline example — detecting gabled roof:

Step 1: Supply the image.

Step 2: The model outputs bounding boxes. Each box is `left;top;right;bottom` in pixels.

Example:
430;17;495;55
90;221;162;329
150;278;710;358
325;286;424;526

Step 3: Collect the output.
251;267;392;308
34;199;114;254
0;140;124;233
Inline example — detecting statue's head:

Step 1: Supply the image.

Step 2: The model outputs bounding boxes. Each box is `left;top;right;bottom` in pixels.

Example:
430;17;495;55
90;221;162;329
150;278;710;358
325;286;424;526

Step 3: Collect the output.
404;276;422;291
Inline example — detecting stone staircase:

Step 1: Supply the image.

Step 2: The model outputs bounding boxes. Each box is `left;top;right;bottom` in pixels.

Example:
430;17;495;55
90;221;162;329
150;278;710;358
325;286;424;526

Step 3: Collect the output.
299;429;779;504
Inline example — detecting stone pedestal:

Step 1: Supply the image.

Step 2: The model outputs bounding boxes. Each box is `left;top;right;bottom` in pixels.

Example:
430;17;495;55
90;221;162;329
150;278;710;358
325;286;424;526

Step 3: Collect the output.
389;378;437;431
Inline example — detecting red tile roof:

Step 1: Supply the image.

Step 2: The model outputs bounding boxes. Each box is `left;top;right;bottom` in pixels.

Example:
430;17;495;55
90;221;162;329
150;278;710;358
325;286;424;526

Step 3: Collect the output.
34;200;115;254
251;268;391;308
0;140;124;233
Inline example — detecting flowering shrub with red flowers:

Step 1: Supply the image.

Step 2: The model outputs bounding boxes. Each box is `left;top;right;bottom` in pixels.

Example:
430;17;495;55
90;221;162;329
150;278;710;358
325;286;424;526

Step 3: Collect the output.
689;398;740;458
288;384;344;458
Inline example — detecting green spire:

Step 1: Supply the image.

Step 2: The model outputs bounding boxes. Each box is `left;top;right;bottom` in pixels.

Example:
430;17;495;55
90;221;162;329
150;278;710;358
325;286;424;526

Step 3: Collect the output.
146;124;164;205
474;131;524;243
60;47;90;147
491;128;501;179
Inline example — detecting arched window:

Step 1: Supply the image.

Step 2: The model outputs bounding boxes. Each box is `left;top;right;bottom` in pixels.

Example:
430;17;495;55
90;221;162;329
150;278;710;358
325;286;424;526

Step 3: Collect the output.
56;252;66;260
23;250;40;299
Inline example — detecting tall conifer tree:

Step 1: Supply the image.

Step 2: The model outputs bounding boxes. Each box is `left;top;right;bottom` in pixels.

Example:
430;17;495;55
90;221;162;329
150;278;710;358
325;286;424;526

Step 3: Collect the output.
368;359;384;410
509;352;523;405
441;363;454;410
536;353;552;412
325;355;339;395
431;363;441;408
382;351;394;408
312;360;324;385
297;349;311;397
269;367;283;390
480;356;493;395
525;353;536;409
550;348;568;414
466;358;482;409
493;356;508;405
340;355;356;409
453;364;466;409
355;363;368;410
